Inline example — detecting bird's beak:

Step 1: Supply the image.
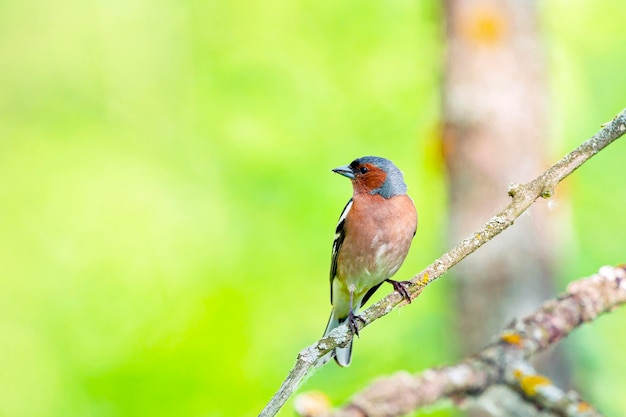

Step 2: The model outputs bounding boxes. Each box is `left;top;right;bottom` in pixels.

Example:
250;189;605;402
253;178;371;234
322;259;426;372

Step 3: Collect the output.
332;164;354;179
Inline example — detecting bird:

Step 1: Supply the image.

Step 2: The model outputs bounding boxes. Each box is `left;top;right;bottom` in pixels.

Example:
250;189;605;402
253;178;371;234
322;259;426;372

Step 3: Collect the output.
323;156;418;367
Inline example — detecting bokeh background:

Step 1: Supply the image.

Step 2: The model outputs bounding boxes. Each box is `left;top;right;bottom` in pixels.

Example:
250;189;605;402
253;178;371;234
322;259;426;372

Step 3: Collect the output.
1;1;625;416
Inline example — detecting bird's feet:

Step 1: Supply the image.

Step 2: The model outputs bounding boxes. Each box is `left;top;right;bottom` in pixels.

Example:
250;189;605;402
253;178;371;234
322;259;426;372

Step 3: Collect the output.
347;311;366;337
386;279;412;303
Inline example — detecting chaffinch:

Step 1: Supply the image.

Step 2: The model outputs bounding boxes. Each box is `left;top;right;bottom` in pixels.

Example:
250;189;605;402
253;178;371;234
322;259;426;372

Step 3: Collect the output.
323;156;418;367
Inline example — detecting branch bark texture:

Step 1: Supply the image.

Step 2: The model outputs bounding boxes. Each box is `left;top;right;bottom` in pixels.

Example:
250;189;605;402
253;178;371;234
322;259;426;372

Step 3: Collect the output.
324;265;626;417
258;108;626;417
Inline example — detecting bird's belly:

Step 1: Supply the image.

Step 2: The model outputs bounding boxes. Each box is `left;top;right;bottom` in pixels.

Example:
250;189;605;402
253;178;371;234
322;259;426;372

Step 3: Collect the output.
336;239;407;296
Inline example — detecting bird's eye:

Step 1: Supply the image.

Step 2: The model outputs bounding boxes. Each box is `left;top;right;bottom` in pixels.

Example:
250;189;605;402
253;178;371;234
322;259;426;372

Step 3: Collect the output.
359;166;369;174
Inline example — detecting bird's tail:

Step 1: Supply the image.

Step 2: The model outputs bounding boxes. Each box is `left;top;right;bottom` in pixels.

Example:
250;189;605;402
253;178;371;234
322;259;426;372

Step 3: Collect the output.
323;309;353;367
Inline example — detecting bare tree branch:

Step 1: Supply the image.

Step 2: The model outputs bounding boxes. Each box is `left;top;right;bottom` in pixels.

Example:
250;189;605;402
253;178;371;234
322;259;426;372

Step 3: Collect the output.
324;265;626;417
258;109;626;417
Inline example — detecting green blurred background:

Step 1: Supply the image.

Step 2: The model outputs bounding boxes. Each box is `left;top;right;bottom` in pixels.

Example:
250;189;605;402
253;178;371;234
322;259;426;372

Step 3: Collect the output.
1;1;625;416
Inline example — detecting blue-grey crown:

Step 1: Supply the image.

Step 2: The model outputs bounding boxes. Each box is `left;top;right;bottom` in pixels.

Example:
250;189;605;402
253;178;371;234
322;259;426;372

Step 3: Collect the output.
353;156;408;198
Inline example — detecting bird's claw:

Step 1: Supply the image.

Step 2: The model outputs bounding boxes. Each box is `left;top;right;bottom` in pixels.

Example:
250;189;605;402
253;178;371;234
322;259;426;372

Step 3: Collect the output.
387;279;412;303
347;312;366;337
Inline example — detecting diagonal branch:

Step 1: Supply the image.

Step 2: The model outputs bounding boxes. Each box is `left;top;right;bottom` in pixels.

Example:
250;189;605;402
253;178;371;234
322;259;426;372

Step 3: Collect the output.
258;108;626;417
324;265;626;417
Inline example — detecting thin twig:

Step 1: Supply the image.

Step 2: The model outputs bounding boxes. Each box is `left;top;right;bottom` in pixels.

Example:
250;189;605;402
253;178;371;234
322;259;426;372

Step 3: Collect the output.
258;108;626;417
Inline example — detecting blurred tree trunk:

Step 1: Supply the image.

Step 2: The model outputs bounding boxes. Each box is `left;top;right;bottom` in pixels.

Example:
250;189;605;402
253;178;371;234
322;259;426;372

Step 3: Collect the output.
442;0;569;414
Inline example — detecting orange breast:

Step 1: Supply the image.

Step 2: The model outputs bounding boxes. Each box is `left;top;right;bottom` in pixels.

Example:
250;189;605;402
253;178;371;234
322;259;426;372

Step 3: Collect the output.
335;193;417;295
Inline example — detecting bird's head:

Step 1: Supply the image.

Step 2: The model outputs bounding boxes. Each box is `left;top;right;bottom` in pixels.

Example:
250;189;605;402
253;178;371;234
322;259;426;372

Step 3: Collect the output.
332;156;408;198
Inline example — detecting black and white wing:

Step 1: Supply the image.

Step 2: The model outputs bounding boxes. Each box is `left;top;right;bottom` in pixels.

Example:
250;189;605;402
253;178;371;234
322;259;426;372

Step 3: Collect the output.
329;198;352;303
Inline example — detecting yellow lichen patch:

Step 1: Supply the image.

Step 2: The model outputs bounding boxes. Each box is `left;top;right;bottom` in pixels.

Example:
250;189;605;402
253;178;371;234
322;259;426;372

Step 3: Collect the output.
421;273;429;284
519;374;551;396
294;391;331;417
500;332;522;346
461;4;508;46
578;402;591;412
